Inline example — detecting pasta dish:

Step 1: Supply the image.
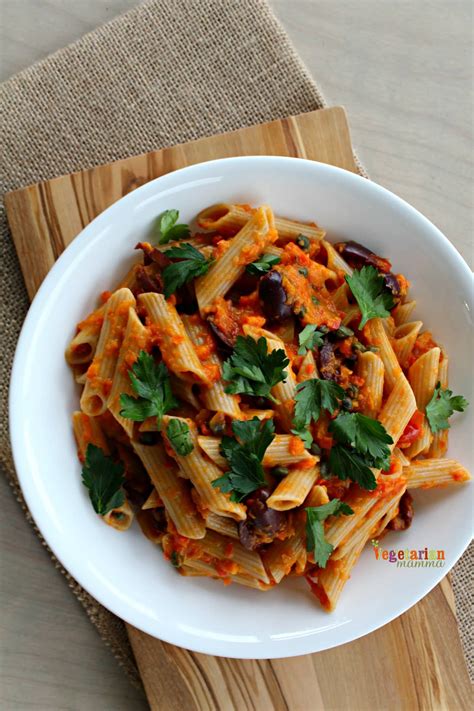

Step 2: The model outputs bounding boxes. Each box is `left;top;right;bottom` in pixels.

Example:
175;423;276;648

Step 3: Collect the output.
66;203;470;611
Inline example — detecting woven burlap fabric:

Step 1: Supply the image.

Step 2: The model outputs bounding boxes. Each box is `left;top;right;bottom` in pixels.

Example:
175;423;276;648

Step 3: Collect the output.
1;0;471;687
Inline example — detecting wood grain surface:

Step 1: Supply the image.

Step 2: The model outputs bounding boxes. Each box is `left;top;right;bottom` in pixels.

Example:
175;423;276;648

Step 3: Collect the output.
4;105;471;710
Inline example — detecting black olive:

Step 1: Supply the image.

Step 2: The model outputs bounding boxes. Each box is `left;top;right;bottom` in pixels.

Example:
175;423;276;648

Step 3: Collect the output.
383;272;401;298
335;240;376;267
258;271;292;322
207;319;234;355
227;271;259;299
176;282;198;314
238;487;286;550
319;341;340;381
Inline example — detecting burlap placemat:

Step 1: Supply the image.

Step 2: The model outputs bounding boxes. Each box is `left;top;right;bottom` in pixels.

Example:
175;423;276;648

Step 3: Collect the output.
1;0;471;687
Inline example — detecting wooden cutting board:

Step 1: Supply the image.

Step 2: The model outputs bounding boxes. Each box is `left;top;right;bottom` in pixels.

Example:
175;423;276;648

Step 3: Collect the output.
5;107;470;710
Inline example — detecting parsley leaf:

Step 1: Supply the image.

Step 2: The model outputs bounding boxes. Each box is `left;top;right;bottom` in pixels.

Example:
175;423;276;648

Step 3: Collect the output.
329;445;377;490
162;243;214;298
212;417;275;501
156;209;190;244
231;418;275;460
222;336;289;402
81;444;125;515
298;324;325;355
119;351;177;430
306;499;354;567
166;419;194;456
328;412;393;469
345;265;395;327
426;382;469;433
293;378;345;430
245;253;281;276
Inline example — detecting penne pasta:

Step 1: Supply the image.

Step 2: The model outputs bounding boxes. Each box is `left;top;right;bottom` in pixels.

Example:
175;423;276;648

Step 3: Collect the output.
364;317;402;393
267;464;319;511
139;292;211;385
406;347;440;457
196;202;325;243
142;488;163;510
378;374;417;447
196;207;276;314
205;512;239;539
132;441;206;539
331;478;406;560
263;523;306;583
66;304;105;365
310;533;367;611
322;240;353;276
181;314;241;418
80;288;136;416
72;410;110;459
195;530;270;583
162;416;246;521
404;459;471;489
297;350;319;381
197;434;315;469
391;321;423;368
393;300;416;326
356;351;384;418
106;308;148;437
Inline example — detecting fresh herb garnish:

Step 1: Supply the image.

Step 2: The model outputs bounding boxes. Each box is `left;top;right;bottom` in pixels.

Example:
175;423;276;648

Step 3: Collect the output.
81;444;125;515
345;265;395;327
166;419;194;456
120;351;177;430
246;253;281;276
222;336;289;402
293;378;345;430
162;243;214;298
425;382;469;433
212;418;275;501
298;324;325;355
329;412;392;469
327;412;393;490
306;499;354;567
291;378;344;449
328;446;378;491
156;209;190;244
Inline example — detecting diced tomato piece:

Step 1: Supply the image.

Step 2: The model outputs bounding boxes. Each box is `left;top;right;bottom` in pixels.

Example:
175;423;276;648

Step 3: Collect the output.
398;410;424;448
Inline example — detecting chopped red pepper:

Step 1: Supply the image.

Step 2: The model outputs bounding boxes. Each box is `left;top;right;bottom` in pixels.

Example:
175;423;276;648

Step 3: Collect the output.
398;410;424;448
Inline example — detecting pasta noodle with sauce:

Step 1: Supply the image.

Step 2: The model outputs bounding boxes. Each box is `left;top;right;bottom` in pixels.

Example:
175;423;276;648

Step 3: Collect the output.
67;202;470;611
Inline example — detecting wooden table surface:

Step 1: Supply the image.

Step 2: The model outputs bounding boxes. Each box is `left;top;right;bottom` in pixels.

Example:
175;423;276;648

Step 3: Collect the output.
1;1;472;709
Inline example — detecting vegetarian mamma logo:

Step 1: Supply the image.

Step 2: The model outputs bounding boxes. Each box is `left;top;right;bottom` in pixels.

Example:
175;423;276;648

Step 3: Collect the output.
371;539;446;567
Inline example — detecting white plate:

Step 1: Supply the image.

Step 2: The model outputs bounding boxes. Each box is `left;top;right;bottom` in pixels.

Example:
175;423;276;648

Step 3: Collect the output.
10;157;473;658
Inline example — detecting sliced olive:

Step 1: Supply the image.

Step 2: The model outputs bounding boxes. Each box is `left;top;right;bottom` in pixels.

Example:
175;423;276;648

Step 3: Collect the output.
259;271;292;322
